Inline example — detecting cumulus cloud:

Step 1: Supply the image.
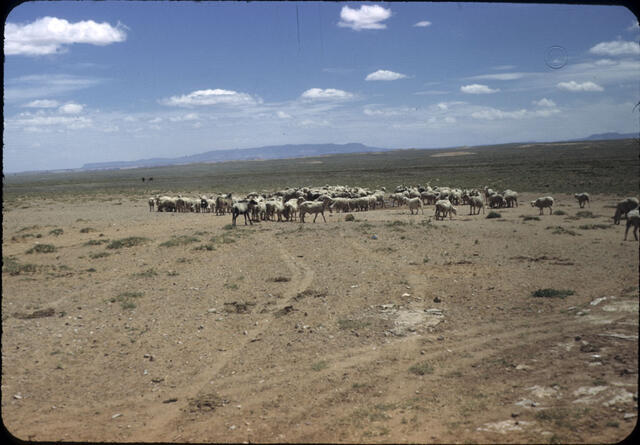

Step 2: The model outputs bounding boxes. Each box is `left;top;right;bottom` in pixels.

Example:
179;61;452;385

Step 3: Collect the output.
532;98;556;107
5;16;127;56
589;40;640;56
460;84;500;94
338;5;391;31
58;102;84;114
276;111;292;119
471;106;559;120
300;88;354;100
161;89;260;107
169;113;200;122
556;81;604;92
23;99;60;108
365;69;407;81
413;21;431;27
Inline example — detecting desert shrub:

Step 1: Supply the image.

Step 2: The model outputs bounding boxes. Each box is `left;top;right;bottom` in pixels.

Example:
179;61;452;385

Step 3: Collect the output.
84;239;110;246
575;211;597;218
345;214;355;222
111;291;144;310
49;228;64;236
80;227;96;233
133;268;158;278
106;237;149;249
26;244;56;254
578;224;610;230
547;226;579;236
311;361;329;371
486;211;501;219
159;235;200;247
89;252;111;259
408;361;434;375
531;288;574;299
521;215;540;221
553;210;567;215
3;257;38;275
193;243;216;251
338;319;370;330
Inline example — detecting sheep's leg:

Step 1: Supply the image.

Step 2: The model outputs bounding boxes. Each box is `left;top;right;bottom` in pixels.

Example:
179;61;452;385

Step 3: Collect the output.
321;211;326;222
313;213;318;223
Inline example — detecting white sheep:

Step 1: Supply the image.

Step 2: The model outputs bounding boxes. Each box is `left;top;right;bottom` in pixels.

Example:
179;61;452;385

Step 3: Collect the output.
624;209;640;241
574;192;590;208
435;199;457;220
403;196;424;215
148;197;155;212
530;196;554;215
299;200;328;223
469;196;485;215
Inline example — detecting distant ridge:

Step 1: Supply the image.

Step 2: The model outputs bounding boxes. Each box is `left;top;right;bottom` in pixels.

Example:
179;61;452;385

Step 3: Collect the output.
567;132;637;142
81;143;391;170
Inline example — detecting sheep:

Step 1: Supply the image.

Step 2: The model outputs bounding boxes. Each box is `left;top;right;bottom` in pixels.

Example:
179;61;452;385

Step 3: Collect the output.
231;199;259;226
503;190;518;208
420;191;438;205
403;196;424;215
435;199;457;220
488;194;506;209
624;209;640;240
216;194;233;215
155;196;177;212
574;192;590;208
283;198;301;222
469;196;485;215
612;197;639;225
530;196;554;215
299;200;329;223
329;197;351;213
148;197;155;212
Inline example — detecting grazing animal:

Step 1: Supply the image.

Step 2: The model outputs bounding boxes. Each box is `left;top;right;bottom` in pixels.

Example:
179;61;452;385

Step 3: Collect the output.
530;196;554;215
624;209;640;240
469;196;485;215
232;199;258;226
574;192;590;208
613;197;639;225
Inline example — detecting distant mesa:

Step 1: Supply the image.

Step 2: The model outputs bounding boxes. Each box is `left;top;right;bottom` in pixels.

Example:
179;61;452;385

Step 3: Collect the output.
81;143;391;171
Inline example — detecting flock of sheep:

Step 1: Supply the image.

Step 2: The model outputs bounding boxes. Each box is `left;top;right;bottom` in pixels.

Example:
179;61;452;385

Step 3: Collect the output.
147;185;640;240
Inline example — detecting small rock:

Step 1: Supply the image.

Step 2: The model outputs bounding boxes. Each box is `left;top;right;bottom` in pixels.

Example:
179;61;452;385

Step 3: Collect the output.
112;413;122;419
402;293;411;298
371;234;378;240
437;336;444;341
511;412;520;418
433;296;442;303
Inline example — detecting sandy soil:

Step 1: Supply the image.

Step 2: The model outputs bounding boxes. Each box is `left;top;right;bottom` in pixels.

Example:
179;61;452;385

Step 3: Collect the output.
2;193;638;443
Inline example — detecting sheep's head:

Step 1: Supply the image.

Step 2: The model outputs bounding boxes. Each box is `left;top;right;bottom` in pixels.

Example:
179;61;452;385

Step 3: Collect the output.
530;201;536;207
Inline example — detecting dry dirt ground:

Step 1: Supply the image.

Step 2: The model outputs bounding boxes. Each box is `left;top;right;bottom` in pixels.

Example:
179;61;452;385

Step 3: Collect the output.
2;193;638;443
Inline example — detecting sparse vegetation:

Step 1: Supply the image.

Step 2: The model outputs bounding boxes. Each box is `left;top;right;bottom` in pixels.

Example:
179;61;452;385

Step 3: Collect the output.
531;288;575;299
486;211;501;219
49;228;64;236
311;360;329;371
89;252;111;259
345;214;355;221
106;236;150;249
553;210;567;215
521;215;540;221
159;235;200;247
338;319;370;330
578;224;610;230
26;244;57;254
111;291;144;310
133;268;158;278
2;256;39;275
547;226;580;236
409;361;434;375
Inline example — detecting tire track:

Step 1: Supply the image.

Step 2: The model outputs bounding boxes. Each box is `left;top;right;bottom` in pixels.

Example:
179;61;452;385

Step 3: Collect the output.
129;238;315;442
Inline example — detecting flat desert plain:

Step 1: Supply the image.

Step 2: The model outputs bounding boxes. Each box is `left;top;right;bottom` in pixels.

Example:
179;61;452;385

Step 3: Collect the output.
2;189;638;443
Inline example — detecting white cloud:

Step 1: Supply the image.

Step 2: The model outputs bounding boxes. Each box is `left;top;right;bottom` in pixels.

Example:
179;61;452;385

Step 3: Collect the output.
471;105;560;120
413;21;431;27
8;112;93;130
532;98;556;107
300;88;354;100
4;74;103;102
58;102;84;114
276;111;292;119
23;99;60;108
556;81;604;92
365;69;407;81
460;84;500;94
338;5;391;31
161;89;260;107
5;16;127;56
467;73;525;81
589;40;640;56
169;113;200;122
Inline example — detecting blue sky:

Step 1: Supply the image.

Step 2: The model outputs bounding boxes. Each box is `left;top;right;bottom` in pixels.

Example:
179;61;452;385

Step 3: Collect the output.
3;1;639;173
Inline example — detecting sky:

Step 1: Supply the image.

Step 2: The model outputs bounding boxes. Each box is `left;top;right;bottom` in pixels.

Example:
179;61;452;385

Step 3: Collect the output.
3;1;640;173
